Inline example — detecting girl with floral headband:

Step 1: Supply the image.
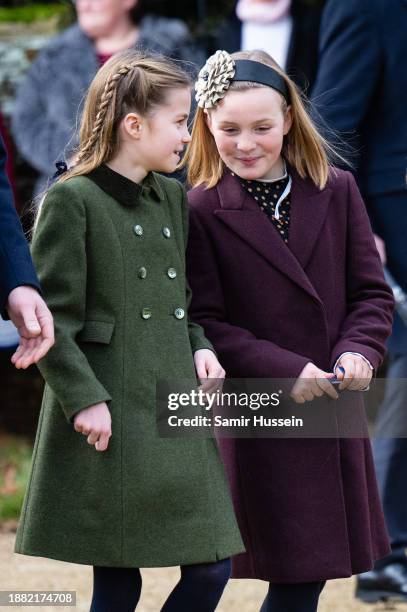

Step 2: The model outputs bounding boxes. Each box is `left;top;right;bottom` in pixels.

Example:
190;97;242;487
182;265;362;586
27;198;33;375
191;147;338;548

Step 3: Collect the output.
14;50;244;611
184;49;394;611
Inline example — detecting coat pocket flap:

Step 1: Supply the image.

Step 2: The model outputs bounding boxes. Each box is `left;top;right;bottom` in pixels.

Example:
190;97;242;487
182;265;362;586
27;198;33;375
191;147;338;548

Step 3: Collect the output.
77;320;115;344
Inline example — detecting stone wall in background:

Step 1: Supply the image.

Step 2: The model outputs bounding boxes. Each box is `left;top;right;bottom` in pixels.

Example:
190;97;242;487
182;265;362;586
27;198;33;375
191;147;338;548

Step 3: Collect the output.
0;20;58;118
0;20;59;213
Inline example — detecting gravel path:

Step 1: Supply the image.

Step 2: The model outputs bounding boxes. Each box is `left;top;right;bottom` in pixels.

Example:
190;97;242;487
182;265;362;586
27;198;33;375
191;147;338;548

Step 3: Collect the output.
1;532;406;611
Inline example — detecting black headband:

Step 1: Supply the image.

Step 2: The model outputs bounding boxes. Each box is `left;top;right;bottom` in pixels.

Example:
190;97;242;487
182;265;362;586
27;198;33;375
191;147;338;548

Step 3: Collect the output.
233;60;290;103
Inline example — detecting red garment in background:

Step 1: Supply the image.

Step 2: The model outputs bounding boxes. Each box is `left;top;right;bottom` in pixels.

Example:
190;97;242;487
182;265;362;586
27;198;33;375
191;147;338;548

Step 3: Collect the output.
0;113;20;213
97;52;113;66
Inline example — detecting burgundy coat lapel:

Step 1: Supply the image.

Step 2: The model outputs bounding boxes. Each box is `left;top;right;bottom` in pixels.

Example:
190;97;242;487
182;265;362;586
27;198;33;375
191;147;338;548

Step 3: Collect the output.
288;167;332;269
215;170;332;303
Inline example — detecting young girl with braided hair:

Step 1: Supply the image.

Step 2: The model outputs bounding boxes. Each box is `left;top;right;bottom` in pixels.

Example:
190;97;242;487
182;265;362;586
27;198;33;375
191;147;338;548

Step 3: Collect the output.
15;50;244;612
184;49;394;611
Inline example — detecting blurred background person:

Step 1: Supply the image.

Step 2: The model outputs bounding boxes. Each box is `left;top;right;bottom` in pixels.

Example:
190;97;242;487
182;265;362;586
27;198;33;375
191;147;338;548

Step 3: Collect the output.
212;0;325;92
311;0;407;603
11;0;204;195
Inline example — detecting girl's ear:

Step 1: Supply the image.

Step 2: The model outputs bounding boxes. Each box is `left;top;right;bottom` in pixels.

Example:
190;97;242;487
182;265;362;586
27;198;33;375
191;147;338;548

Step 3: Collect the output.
122;112;143;140
283;106;293;136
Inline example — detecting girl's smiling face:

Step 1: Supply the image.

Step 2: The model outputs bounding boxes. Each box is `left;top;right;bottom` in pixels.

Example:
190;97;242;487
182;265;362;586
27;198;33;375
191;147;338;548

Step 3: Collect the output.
143;86;192;173
206;87;292;180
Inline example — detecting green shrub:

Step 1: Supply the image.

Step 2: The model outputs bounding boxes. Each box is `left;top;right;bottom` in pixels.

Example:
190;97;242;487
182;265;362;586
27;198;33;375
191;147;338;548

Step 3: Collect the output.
0;4;71;24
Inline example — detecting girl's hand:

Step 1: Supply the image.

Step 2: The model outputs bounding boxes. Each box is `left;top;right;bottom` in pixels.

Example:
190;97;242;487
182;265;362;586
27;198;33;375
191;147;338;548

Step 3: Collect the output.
334;354;373;391
194;349;225;394
73;402;112;451
8;286;55;369
291;362;339;404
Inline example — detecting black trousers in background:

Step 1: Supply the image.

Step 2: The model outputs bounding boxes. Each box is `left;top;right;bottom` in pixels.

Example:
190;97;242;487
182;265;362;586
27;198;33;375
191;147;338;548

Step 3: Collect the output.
366;191;407;568
373;354;407;569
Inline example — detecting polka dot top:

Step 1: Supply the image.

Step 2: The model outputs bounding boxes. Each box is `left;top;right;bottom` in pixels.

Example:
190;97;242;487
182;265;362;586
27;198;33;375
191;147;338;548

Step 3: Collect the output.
232;171;291;243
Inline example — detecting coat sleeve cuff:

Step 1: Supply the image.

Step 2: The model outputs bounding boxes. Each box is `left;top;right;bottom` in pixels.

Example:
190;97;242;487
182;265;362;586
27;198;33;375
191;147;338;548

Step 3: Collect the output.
60;389;112;424
189;332;216;355
333;351;374;373
331;341;381;372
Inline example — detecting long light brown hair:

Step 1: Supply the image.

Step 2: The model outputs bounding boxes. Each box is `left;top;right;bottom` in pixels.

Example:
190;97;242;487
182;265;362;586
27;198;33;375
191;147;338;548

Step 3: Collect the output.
57;50;191;184
182;50;344;190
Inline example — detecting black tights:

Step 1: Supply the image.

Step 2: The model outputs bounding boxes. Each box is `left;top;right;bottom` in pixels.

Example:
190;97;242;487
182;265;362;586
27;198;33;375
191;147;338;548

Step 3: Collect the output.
260;581;326;612
90;558;231;612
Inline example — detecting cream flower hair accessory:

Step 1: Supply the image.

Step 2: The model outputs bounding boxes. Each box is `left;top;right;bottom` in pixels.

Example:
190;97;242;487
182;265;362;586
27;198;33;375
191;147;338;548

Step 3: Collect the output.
195;50;236;109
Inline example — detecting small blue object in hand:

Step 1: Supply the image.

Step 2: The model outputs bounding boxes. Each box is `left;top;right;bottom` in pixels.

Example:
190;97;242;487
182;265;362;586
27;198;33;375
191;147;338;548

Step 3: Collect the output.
330;366;346;385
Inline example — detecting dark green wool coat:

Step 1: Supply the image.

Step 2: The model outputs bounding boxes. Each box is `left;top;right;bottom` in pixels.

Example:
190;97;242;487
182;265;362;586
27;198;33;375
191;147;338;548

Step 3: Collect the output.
15;165;244;567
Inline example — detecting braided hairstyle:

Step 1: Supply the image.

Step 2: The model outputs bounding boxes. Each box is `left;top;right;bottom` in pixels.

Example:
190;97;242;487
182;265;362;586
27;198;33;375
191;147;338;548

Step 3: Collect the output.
58;50;191;183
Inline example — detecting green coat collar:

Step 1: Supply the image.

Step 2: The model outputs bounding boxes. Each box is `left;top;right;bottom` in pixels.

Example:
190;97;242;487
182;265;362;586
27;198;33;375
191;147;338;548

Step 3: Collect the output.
86;164;164;207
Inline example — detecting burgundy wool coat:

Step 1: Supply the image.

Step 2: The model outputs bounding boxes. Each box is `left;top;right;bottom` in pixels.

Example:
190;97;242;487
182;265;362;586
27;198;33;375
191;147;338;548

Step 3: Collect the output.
186;166;395;583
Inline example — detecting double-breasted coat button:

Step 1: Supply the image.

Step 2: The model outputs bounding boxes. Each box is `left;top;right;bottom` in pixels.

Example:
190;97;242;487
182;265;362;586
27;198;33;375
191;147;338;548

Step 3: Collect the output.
141;308;152;320
162;227;171;238
167;267;177;279
134;224;143;236
138;267;147;279
174;308;185;319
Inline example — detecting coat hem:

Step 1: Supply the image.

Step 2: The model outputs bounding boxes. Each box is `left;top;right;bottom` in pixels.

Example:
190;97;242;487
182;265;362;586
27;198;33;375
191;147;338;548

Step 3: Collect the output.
14;544;245;569
230;545;392;583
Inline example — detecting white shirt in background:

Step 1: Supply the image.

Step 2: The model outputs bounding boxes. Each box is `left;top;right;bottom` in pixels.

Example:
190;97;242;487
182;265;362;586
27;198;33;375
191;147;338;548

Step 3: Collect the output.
241;16;293;69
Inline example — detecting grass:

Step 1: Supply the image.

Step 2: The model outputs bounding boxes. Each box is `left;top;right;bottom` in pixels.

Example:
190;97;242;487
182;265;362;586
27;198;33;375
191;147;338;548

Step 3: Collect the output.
0;4;71;23
0;435;32;523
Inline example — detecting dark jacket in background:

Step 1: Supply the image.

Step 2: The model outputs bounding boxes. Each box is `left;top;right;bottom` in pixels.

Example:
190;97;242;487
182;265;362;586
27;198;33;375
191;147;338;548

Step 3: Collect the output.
311;0;407;197
311;0;407;354
0;136;40;315
212;0;325;92
11;17;205;192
